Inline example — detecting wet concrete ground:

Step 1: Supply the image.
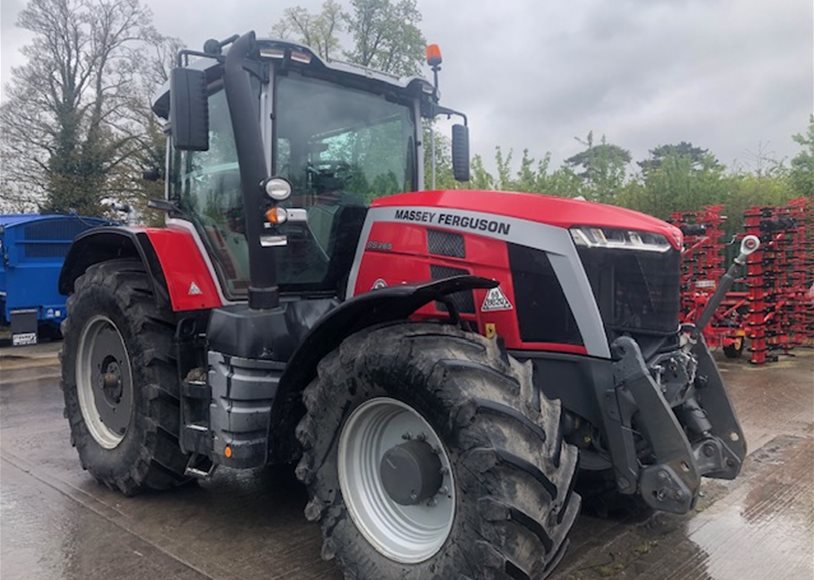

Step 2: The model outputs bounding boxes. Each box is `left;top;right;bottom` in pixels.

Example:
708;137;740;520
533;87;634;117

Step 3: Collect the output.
1;347;812;579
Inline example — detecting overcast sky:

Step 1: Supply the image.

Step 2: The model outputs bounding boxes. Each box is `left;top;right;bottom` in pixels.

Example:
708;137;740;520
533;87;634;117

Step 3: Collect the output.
2;0;812;172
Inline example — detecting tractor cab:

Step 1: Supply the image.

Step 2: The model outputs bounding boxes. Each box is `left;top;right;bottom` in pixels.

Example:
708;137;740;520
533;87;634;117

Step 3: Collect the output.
151;34;467;302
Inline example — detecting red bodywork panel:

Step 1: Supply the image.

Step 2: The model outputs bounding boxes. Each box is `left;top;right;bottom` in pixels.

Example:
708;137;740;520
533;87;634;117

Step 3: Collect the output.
142;225;223;311
374;190;683;250
352;220;589;355
138;190;677;358
353;190;683;356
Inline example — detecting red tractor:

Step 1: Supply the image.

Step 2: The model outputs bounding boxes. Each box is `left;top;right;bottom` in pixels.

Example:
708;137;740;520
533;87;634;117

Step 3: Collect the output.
59;32;752;579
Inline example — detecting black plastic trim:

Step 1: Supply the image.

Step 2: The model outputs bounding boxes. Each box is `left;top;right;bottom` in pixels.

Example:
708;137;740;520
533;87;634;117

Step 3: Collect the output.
58;227;170;309
224;32;279;309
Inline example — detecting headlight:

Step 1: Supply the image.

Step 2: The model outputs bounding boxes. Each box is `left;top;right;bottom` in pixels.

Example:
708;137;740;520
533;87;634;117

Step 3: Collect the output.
570;226;671;253
264;177;292;201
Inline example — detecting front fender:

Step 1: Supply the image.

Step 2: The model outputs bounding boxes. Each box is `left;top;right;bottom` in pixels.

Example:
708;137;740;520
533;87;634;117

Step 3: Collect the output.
271;275;497;460
283;274;497;389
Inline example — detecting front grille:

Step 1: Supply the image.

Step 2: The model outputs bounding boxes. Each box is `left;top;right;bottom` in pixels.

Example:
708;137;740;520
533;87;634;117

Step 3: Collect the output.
430;264;475;314
578;247;680;335
508;244;583;345
427;229;465;258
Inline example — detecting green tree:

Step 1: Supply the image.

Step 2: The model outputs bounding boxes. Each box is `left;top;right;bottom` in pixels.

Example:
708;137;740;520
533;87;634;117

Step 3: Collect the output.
129;34;186;225
638;141;721;175
789;114;814;196
564;131;632;202
272;0;425;76
422;122;457;190
272;0;344;60
343;0;426;76
468;154;495;190
631;144;726;217
453;147;582;197
0;0;164;216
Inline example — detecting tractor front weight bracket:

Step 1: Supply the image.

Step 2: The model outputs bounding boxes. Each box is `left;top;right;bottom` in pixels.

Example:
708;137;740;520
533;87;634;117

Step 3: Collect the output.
689;338;747;479
610;337;701;514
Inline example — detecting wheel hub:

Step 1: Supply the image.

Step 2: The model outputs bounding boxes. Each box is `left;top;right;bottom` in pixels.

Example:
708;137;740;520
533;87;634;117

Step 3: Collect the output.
380;439;443;505
76;315;133;449
100;357;123;404
338;397;456;564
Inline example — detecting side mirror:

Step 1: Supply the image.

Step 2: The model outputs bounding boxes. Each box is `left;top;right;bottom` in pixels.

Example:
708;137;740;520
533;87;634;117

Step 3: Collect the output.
170;68;209;151
451;123;470;182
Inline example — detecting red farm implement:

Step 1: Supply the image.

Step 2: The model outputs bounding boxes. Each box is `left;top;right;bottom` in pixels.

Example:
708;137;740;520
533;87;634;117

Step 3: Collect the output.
674;199;814;364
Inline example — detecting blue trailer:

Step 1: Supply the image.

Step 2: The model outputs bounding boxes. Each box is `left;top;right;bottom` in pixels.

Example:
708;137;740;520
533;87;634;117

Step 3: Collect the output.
0;214;109;345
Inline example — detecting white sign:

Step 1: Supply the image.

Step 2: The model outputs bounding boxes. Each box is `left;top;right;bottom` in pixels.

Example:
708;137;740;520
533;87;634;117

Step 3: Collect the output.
12;332;37;346
481;287;513;312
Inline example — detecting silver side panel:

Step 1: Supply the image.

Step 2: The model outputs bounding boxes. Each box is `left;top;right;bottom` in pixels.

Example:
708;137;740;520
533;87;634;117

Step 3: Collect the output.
345;205;611;358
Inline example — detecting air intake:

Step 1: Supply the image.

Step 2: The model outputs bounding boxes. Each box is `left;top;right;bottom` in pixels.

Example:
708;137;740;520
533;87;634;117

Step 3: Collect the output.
427;229;465;258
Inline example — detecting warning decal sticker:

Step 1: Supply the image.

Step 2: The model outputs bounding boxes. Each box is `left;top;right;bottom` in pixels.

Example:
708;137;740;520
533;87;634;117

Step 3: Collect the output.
481;286;513;312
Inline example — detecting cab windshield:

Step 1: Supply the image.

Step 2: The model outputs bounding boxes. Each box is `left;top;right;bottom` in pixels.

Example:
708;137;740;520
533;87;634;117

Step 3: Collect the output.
172;68;416;298
272;72;416;293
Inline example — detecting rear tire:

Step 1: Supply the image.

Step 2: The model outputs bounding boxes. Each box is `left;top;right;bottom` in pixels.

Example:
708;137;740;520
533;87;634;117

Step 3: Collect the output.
296;323;580;579
61;259;191;495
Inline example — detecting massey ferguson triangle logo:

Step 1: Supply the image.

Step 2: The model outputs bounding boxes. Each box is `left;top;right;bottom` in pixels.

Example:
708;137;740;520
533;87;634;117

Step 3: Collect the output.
188;281;203;296
481;287;513;312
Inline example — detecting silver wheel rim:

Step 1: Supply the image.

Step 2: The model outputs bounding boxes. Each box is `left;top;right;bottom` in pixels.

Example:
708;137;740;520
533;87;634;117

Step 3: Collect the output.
75;315;133;449
338;397;456;564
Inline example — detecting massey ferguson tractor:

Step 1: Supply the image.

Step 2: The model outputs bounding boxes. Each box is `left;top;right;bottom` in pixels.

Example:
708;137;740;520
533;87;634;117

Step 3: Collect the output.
58;32;755;579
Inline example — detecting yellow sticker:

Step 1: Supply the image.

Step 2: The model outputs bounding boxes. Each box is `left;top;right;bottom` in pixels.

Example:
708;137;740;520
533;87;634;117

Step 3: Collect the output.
484;323;497;339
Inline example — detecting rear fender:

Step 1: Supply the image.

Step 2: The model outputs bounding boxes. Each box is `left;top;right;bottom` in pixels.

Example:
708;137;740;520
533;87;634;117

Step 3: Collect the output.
59;227;170;309
59;224;223;312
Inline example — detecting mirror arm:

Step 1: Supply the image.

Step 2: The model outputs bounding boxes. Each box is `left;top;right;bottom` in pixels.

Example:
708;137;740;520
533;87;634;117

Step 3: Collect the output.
431;104;468;126
176;48;225;67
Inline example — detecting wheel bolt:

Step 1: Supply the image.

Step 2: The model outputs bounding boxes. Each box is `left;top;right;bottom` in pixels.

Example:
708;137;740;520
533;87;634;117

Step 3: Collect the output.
402;431;412;440
416;432;427;442
427;498;438;507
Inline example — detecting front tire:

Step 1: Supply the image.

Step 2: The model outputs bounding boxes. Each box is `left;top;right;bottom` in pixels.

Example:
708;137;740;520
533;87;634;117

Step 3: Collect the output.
296;323;580;579
61;259;191;495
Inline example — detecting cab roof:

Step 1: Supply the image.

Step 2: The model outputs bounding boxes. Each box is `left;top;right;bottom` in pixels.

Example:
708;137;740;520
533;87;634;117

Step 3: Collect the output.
152;37;434;119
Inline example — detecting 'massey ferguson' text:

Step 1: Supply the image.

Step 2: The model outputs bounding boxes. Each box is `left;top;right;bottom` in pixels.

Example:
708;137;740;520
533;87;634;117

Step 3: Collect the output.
393;209;511;235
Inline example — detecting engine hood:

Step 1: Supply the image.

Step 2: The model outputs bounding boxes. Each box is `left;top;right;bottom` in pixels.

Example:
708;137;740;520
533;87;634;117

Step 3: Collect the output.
373;190;683;250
